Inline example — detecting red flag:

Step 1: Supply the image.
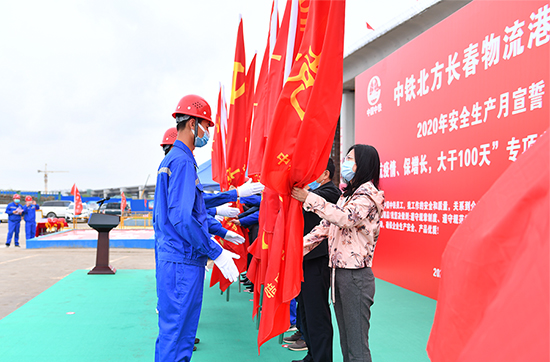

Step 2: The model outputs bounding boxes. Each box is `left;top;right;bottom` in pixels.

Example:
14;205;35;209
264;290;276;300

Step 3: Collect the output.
225;17;248;190
263;0;294;133
209;215;250;292
257;0;345;348
366;22;374;31
248;0;279;180
427;132;549;362
244;53;257;168
212;84;229;191
70;184;83;215
247;187;281;319
121;192;127;215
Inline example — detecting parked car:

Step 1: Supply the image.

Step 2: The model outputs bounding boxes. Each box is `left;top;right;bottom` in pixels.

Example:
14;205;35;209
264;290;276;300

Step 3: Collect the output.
87;201;99;212
41;200;71;218
99;202;131;217
65;203;92;223
0;204;8;223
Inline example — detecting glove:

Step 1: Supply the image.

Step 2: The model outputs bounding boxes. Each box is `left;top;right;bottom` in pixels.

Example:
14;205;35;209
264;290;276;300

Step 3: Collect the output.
213;249;241;282
224;230;245;245
215;204;240;218
237;179;265;198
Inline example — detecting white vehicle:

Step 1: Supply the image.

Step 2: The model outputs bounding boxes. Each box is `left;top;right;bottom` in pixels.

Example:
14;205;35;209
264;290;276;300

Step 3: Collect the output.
41;200;71;218
65;203;92;222
87;201;99;212
0;204;8;223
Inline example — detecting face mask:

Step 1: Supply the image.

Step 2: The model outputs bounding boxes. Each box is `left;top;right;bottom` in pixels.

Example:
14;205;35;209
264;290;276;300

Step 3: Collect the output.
14;199;20;203
193;123;210;148
308;181;320;190
341;160;356;182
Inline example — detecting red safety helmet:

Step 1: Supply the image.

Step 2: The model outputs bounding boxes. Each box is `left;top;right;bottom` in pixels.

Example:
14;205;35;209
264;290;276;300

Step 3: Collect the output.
13;194;20;200
25;195;32;202
160;127;177;147
172;94;213;127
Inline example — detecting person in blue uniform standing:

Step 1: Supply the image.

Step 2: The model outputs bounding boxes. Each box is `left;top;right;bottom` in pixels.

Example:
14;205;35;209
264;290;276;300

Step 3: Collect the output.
23;196;40;241
153;94;241;362
5;194;24;247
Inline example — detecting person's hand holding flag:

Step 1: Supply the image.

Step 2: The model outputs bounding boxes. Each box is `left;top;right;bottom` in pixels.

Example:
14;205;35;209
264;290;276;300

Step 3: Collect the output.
224;230;245;245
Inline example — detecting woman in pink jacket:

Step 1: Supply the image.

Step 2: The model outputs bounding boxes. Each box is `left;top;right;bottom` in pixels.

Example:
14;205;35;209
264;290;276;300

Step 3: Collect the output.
292;144;385;362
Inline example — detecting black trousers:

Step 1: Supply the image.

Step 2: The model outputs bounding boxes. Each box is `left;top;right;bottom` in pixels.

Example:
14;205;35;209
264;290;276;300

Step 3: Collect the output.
297;255;333;362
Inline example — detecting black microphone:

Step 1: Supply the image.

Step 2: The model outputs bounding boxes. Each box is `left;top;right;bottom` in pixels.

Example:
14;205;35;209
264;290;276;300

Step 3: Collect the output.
97;197;111;208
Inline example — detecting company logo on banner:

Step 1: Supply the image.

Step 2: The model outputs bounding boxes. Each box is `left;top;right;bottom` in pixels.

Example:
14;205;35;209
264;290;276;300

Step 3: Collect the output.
367;75;382;116
355;1;549;299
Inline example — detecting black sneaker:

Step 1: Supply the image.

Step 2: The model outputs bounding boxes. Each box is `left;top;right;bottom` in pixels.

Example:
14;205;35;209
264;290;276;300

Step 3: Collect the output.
14;245;20;248
288;339;308;351
283;331;302;343
4;244;9;248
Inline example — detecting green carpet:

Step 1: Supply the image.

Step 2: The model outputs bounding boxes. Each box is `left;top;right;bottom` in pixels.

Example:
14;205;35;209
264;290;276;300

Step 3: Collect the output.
0;270;435;361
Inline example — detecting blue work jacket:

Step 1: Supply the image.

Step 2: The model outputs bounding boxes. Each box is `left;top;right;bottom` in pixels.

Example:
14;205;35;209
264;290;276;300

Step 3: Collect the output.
6;202;23;222
203;189;238;209
153;140;222;266
207;214;229;238
24;204;40;222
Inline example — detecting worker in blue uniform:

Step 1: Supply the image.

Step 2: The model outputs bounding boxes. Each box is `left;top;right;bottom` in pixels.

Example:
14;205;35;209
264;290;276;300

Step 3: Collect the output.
23;196;40;240
160;126;264;217
153;94;241;362
5;194;24;247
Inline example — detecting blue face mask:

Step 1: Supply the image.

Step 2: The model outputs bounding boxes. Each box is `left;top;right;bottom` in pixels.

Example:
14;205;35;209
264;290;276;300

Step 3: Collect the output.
341;160;356;182
308;181;320;190
194;123;210;148
14;199;20;203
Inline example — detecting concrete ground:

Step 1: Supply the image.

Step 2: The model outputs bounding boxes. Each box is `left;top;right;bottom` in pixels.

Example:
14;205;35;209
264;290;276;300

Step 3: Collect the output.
0;221;155;320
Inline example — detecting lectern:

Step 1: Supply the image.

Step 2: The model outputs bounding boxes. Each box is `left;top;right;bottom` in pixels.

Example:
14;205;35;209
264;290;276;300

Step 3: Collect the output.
88;213;119;275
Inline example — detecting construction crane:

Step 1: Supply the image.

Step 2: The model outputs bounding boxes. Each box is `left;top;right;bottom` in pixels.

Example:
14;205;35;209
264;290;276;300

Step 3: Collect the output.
37;164;68;193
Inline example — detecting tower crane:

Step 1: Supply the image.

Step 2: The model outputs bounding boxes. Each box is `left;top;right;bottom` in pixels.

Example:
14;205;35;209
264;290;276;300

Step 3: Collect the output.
37;164;68;193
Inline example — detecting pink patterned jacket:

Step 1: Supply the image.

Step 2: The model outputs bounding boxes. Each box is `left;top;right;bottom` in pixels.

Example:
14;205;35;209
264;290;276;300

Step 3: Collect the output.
303;181;385;269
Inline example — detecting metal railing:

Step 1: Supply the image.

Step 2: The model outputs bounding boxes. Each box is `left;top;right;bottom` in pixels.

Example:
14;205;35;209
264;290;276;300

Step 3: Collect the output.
119;212;153;229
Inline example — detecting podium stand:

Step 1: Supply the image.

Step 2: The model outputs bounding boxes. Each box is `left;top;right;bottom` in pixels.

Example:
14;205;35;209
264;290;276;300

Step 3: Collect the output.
88;213;119;275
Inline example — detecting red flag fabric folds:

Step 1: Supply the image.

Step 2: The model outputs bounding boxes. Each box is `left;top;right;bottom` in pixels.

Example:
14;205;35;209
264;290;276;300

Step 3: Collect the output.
70;184;83;215
248;0;278;180
225;17;248;190
257;0;345;348
209;216;250;292
427;131;549;362
121;192;127;215
212;85;229;191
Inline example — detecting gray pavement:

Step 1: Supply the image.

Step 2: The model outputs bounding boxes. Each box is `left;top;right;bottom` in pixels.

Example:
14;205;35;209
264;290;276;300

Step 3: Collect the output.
0;221;155;319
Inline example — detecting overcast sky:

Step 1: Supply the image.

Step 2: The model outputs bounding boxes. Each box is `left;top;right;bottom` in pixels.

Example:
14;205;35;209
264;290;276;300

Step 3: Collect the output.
0;0;424;193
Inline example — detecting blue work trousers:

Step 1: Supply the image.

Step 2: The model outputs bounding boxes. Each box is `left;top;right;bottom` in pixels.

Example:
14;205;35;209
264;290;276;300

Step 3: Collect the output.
6;221;21;245
25;221;36;240
155;260;205;362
